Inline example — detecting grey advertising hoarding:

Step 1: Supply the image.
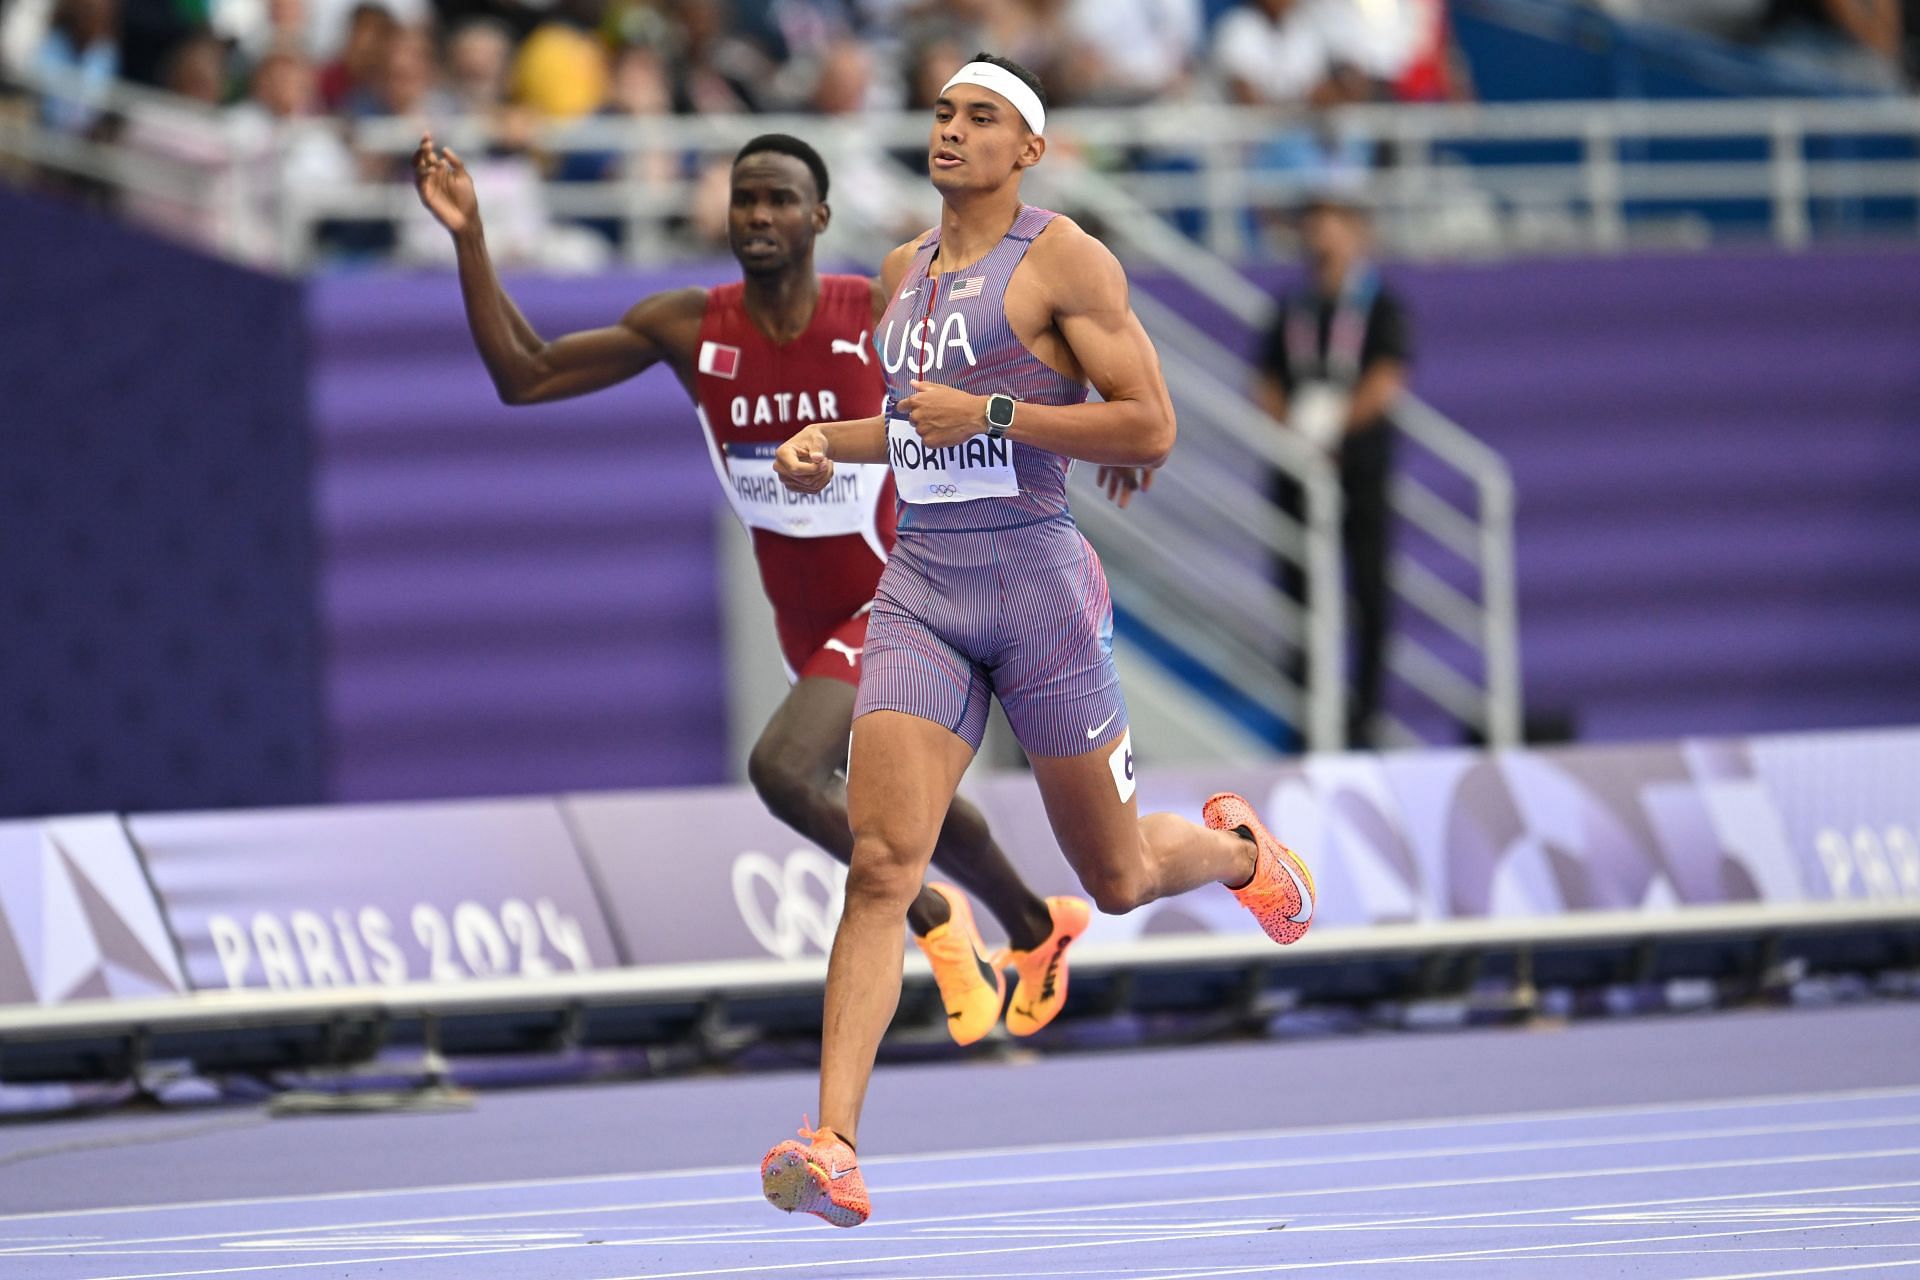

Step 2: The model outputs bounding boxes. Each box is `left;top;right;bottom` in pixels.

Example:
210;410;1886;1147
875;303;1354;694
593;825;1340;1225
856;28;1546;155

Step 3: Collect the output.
562;789;866;965
567;728;1920;964
5;725;1908;995
0;816;186;1005
1736;727;1920;901
128;799;623;991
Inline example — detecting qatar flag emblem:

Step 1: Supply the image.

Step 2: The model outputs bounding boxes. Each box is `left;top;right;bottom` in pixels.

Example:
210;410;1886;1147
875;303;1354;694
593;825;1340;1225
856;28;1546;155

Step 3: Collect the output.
699;342;742;379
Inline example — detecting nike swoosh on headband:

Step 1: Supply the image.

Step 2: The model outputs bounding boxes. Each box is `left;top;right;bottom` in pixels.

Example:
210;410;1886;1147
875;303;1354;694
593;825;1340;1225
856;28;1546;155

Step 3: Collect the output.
940;61;1046;136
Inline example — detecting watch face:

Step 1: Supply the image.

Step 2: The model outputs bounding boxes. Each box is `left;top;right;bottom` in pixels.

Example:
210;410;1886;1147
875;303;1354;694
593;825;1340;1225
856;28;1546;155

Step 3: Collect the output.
988;396;1014;427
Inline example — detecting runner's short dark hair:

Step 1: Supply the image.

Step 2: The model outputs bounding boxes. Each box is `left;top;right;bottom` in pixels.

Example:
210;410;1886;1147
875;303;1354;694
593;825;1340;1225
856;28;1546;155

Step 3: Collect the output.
734;134;830;202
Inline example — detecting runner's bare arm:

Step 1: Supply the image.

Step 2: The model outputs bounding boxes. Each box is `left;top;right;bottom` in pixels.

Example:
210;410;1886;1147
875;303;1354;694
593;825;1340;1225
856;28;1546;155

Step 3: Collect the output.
415;136;699;404
896;221;1175;466
454;245;699;404
475;287;703;405
775;414;887;492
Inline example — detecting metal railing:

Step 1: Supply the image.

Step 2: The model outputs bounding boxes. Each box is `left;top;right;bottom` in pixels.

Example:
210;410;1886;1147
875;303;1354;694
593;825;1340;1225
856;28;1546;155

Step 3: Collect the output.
30;79;1920;748
1076;289;1349;752
309;96;1920;265
1017;161;1521;750
6;67;1918;269
1098;261;1523;752
1383;399;1522;748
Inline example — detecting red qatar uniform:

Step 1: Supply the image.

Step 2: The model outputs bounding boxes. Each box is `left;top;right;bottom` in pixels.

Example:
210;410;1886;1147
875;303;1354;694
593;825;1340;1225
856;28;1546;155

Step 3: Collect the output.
692;275;897;684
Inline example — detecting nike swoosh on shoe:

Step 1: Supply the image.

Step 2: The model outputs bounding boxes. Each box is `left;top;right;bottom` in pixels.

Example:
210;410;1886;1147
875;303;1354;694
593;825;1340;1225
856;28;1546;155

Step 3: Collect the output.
1277;851;1314;923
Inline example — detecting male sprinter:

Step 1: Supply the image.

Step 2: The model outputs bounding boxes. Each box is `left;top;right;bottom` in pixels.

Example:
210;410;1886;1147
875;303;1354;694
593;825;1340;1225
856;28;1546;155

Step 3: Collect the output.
763;56;1318;1226
412;131;1090;1047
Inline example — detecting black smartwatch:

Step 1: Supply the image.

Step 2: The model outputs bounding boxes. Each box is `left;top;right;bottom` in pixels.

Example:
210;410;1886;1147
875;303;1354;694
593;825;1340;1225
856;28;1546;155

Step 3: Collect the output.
985;393;1016;439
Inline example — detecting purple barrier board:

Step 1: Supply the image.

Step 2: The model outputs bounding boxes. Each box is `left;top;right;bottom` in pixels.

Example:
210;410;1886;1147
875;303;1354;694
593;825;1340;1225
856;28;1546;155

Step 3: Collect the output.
126;800;622;991
7;725;1907;995
567;726;1920;961
0;189;327;821
0;817;186;1005
305;252;1920;799
308;270;729;804
1146;251;1920;745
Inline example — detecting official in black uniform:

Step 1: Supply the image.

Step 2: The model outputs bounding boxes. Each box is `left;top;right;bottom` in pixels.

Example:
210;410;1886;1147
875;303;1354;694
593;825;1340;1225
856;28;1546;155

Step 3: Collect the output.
1257;189;1412;750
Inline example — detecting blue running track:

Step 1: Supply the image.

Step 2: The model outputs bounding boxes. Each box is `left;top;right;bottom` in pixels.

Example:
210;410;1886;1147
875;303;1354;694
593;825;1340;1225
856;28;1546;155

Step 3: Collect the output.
0;1002;1916;1278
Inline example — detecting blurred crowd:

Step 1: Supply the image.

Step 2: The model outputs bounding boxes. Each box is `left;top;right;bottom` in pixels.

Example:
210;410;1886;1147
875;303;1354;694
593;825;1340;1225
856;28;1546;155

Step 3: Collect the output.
11;0;1908;268
5;0;1466;124
0;0;1468;265
1602;0;1918;93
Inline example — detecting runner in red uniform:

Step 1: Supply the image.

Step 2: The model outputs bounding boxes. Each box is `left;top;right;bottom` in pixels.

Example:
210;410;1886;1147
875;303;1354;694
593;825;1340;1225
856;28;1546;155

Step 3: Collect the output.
691;271;895;686
414;131;1082;1045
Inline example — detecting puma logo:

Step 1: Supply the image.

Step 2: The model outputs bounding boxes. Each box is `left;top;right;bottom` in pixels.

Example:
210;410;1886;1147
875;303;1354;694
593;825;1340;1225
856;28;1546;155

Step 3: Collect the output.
1038;937;1068;1002
831;333;871;365
824;638;862;665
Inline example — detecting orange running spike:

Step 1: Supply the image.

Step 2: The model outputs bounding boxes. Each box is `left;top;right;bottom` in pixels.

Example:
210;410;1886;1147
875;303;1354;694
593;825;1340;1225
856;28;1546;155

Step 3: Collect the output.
1203;792;1316;946
1000;896;1091;1037
760;1116;870;1228
911;883;1006;1046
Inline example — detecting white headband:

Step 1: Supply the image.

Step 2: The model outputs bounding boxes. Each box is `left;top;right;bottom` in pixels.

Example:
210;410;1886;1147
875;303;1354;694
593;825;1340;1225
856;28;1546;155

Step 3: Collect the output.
939;61;1046;137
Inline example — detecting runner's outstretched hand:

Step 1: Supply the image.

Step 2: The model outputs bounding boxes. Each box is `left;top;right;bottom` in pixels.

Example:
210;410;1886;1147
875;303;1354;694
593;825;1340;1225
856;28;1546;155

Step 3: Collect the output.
414;134;478;236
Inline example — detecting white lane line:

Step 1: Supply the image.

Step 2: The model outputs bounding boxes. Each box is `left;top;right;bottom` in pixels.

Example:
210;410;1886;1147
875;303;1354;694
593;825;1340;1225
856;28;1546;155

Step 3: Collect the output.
8;1082;1920;1226
67;1224;1267;1280
22;1143;1920;1262
955;1213;1920;1279
1669;1261;1920;1280
7;1113;1912;1258
1309;1181;1920;1233
831;1254;1920;1280
51;1182;1920;1279
69;1245;610;1280
0;1167;726;1227
554;1212;1920;1280
611;1147;1920;1247
816;1248;1920;1280
1499;1242;1920;1260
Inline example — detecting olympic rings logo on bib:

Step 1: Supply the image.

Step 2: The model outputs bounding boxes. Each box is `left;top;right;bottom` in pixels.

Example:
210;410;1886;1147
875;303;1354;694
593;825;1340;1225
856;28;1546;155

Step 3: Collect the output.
886;416;1018;504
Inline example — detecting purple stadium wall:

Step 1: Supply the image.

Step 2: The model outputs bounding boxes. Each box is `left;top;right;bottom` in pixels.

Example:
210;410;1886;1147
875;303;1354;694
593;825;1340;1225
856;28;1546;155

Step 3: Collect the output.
299;249;1920;800
0;189;327;819
307;271;729;801
1145;249;1920;744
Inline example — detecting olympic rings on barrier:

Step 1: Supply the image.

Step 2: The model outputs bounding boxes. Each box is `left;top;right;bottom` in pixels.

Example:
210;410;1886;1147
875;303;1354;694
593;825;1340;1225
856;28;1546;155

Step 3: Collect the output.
730;848;848;959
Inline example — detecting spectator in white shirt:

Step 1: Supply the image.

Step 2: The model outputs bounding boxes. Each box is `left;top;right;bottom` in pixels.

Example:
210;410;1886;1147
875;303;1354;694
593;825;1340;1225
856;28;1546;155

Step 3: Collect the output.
1213;0;1337;105
1059;0;1204;105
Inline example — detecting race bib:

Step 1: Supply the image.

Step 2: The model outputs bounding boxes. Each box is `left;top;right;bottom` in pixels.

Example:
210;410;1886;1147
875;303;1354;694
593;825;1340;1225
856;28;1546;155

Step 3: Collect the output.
723;442;880;537
886;416;1018;504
